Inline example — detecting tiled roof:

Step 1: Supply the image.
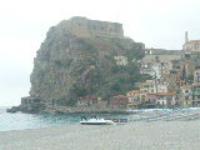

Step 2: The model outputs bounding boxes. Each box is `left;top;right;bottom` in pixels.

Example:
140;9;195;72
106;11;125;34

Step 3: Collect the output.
187;40;200;44
148;92;176;96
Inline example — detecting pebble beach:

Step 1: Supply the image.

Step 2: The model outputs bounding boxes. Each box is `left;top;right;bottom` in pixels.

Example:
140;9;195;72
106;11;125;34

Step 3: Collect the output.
0;121;200;150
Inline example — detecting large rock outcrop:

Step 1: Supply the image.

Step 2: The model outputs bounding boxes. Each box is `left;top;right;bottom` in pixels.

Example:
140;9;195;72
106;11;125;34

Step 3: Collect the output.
9;17;147;113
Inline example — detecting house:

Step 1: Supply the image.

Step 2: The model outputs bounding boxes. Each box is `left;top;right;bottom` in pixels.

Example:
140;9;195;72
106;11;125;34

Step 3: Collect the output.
157;82;168;93
110;95;129;109
180;85;192;106
141;49;181;80
191;84;200;106
147;92;177;107
140;63;162;80
194;69;200;84
168;60;187;87
140;80;156;93
139;80;156;103
114;56;128;66
126;90;141;108
77;96;98;107
139;80;168;96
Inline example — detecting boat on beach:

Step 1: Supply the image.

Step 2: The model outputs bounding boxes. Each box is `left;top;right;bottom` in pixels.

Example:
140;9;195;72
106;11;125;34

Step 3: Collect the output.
80;117;115;125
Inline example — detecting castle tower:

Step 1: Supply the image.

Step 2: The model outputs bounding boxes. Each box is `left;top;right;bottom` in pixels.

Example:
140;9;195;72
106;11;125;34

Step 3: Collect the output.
185;31;189;43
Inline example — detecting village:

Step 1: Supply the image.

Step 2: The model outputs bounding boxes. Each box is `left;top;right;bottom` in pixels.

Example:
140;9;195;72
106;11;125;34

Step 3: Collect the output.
126;32;200;109
75;32;200;110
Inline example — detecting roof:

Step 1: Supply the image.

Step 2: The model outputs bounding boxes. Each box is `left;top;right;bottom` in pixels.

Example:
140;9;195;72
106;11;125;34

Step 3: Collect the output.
145;49;182;55
111;95;129;105
141;55;181;64
186;40;200;44
181;85;192;90
192;83;200;88
140;80;155;86
148;92;176;96
127;90;140;96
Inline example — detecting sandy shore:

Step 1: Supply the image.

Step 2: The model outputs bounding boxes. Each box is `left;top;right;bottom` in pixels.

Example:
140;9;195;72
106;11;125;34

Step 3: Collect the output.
0;121;200;150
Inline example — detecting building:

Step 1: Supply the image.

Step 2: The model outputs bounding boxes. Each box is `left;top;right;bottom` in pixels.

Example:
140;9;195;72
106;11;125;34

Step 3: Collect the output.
110;95;129;109
167;59;187;88
140;50;181;81
191;84;200;106
140;79;168;93
145;49;182;55
77;96;98;106
140;80;157;94
194;69;200;84
126;90;141;108
157;82;168;93
62;16;124;39
114;56;128;66
147;92;177;107
180;85;192;106
183;31;200;52
139;80;157;103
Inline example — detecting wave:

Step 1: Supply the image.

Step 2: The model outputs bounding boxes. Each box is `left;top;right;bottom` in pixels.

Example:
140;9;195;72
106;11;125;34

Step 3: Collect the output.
128;107;200;122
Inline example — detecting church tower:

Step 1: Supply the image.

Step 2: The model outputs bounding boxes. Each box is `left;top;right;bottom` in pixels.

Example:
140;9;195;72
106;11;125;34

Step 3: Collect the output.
185;31;189;43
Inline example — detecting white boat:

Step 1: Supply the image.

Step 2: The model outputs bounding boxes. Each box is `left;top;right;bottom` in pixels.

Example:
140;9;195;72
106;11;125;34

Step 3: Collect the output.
80;118;115;125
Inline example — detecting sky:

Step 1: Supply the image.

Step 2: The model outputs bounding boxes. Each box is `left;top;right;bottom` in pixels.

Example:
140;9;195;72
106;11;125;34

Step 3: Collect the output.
0;0;200;106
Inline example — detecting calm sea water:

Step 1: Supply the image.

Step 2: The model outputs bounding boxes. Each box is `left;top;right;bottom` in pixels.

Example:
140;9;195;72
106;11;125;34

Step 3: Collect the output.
1;107;200;131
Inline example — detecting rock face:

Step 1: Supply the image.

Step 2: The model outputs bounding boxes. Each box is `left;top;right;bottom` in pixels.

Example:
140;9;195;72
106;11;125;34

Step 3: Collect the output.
10;17;146;113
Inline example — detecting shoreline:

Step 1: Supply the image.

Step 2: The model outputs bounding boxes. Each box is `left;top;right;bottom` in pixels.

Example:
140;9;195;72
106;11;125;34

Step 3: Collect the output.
6;106;135;115
6;105;188;115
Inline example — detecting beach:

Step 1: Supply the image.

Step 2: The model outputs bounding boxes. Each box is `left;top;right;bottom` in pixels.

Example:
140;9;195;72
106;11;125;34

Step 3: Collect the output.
0;121;200;150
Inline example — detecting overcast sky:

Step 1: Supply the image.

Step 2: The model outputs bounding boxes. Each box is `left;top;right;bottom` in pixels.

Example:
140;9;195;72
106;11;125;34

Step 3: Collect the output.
0;0;200;106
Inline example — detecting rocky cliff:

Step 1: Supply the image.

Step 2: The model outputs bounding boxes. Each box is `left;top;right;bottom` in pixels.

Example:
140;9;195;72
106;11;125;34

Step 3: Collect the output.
8;17;147;113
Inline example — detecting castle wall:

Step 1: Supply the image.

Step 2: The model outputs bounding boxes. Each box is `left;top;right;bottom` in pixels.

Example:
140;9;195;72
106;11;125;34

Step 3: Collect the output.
66;17;124;38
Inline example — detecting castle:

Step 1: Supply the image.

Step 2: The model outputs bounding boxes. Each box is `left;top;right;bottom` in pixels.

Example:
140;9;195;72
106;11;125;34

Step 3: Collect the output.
61;17;124;39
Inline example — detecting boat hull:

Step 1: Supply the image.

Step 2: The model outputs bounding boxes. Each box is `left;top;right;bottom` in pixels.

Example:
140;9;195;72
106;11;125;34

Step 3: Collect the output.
80;119;115;125
80;122;113;125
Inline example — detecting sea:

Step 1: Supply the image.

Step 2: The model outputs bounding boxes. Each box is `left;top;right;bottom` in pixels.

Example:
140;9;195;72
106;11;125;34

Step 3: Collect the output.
1;107;200;132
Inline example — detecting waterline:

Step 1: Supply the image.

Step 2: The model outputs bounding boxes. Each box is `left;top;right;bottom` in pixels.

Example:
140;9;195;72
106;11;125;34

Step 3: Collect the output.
1;107;200;131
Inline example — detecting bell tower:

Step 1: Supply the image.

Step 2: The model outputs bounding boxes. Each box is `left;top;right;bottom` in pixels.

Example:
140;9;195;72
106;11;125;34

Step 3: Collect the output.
185;31;189;43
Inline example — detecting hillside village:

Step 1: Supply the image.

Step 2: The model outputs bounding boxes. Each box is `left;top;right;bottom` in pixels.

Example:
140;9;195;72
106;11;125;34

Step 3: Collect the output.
125;32;200;109
75;32;200;110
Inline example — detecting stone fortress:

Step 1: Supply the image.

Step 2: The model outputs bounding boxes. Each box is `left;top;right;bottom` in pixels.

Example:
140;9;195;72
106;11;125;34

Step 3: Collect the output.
60;16;124;38
7;16;147;114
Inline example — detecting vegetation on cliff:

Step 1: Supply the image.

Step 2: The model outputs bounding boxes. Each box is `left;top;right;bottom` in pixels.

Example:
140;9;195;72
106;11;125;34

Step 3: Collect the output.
17;17;149;112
